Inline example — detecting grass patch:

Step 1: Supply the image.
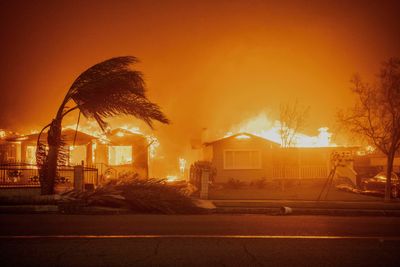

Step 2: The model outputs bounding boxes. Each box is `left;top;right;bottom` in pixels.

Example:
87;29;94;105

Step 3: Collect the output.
209;180;382;201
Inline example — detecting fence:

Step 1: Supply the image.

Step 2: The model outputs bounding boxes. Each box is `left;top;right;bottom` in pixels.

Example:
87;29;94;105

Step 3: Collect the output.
0;162;98;188
0;162;39;187
271;165;328;179
83;166;99;185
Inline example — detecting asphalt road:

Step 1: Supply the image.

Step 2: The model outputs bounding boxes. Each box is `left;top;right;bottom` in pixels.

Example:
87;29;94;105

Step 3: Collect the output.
1;214;400;267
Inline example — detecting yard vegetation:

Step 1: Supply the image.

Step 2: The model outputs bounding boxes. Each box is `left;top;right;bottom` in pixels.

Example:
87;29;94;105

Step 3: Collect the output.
209;179;382;201
59;174;205;214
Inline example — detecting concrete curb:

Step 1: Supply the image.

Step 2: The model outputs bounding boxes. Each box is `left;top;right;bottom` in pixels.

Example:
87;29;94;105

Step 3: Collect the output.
215;207;400;216
1;204;400;216
0;205;59;214
211;200;400;210
0;205;131;215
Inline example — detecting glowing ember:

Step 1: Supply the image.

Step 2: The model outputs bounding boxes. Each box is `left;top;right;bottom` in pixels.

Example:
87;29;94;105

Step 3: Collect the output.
0;130;5;138
356;145;376;156
166;175;178;182
226;113;336;147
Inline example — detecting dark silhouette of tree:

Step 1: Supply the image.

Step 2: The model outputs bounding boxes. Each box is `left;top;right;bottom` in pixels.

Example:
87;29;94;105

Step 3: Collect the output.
338;57;400;201
279;100;309;148
278;100;309;190
36;56;169;195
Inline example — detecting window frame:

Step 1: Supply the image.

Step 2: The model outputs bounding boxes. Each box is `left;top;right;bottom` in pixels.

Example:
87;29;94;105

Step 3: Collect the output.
108;145;133;166
223;149;262;170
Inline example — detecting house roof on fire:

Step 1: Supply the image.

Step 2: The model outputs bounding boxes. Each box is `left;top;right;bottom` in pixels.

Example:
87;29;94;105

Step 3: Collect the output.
6;129;97;145
107;128;147;145
204;132;280;147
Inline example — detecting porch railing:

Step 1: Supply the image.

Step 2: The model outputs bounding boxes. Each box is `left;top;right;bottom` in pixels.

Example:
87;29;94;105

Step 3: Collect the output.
0;162;98;188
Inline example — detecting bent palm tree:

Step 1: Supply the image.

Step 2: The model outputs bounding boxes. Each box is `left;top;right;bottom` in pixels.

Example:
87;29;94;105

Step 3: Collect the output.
36;56;169;195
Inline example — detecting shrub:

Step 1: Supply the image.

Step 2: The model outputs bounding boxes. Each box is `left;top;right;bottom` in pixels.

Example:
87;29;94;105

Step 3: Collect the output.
251;177;267;189
224;178;246;189
189;161;217;187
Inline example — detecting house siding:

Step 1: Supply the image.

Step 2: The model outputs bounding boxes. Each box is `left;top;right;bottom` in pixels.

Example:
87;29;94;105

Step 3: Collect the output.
205;134;356;183
210;136;276;183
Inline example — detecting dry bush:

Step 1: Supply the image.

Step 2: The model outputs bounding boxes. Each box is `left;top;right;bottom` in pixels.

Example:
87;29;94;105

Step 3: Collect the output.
60;174;205;214
250;177;268;189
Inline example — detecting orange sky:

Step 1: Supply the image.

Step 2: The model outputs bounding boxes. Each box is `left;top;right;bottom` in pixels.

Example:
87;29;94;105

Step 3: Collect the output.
0;0;399;170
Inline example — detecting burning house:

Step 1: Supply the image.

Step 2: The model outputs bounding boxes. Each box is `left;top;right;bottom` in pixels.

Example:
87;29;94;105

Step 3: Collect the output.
0;130;21;162
3;128;150;179
7;129;96;165
202;132;358;185
203;133;279;183
99;128;149;179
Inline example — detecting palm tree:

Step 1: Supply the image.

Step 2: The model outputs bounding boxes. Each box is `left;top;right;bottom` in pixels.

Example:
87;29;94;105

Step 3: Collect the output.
36;56;169;195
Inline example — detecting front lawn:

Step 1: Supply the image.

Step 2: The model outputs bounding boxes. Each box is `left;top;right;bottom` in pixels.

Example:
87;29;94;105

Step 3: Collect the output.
209;180;382;201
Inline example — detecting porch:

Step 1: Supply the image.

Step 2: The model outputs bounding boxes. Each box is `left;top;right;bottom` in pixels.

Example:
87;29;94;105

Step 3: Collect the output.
0;162;98;191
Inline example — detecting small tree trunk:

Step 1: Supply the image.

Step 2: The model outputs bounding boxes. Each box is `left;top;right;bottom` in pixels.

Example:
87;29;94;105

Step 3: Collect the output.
384;149;395;202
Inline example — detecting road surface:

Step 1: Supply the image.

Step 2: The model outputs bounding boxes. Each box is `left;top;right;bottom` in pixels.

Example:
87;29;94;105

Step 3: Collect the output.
1;214;400;266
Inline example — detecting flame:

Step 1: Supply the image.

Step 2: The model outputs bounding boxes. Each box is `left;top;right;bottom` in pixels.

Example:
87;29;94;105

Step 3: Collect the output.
235;134;251;140
0;130;5;138
145;136;159;159
179;157;187;174
63;122;161;158
120;125;142;134
64;120;108;141
226;113;336;147
166;175;178;182
165;158;187;182
116;131;125;137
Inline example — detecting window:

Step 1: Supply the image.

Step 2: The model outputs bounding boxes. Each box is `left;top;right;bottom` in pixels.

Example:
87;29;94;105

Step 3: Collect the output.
26;146;37;164
223;150;261;169
0;144;17;162
108;146;132;165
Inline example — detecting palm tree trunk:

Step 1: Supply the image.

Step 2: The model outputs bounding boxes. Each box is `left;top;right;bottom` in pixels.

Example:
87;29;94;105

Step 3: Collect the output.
41;119;62;195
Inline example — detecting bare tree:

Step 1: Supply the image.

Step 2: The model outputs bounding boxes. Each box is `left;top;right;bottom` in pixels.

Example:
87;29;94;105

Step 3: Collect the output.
36;56;169;195
279;100;309;147
278;101;308;190
338;57;400;201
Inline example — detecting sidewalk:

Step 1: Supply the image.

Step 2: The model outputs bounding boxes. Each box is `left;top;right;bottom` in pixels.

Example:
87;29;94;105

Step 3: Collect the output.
212;199;400;216
0;205;130;215
2;199;400;216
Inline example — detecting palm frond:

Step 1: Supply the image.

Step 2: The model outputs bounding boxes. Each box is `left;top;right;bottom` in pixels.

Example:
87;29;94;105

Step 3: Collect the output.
36;56;169;195
68;56;144;97
66;56;168;130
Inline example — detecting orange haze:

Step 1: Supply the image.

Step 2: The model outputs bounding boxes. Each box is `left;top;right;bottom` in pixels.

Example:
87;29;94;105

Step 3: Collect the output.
0;0;399;176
